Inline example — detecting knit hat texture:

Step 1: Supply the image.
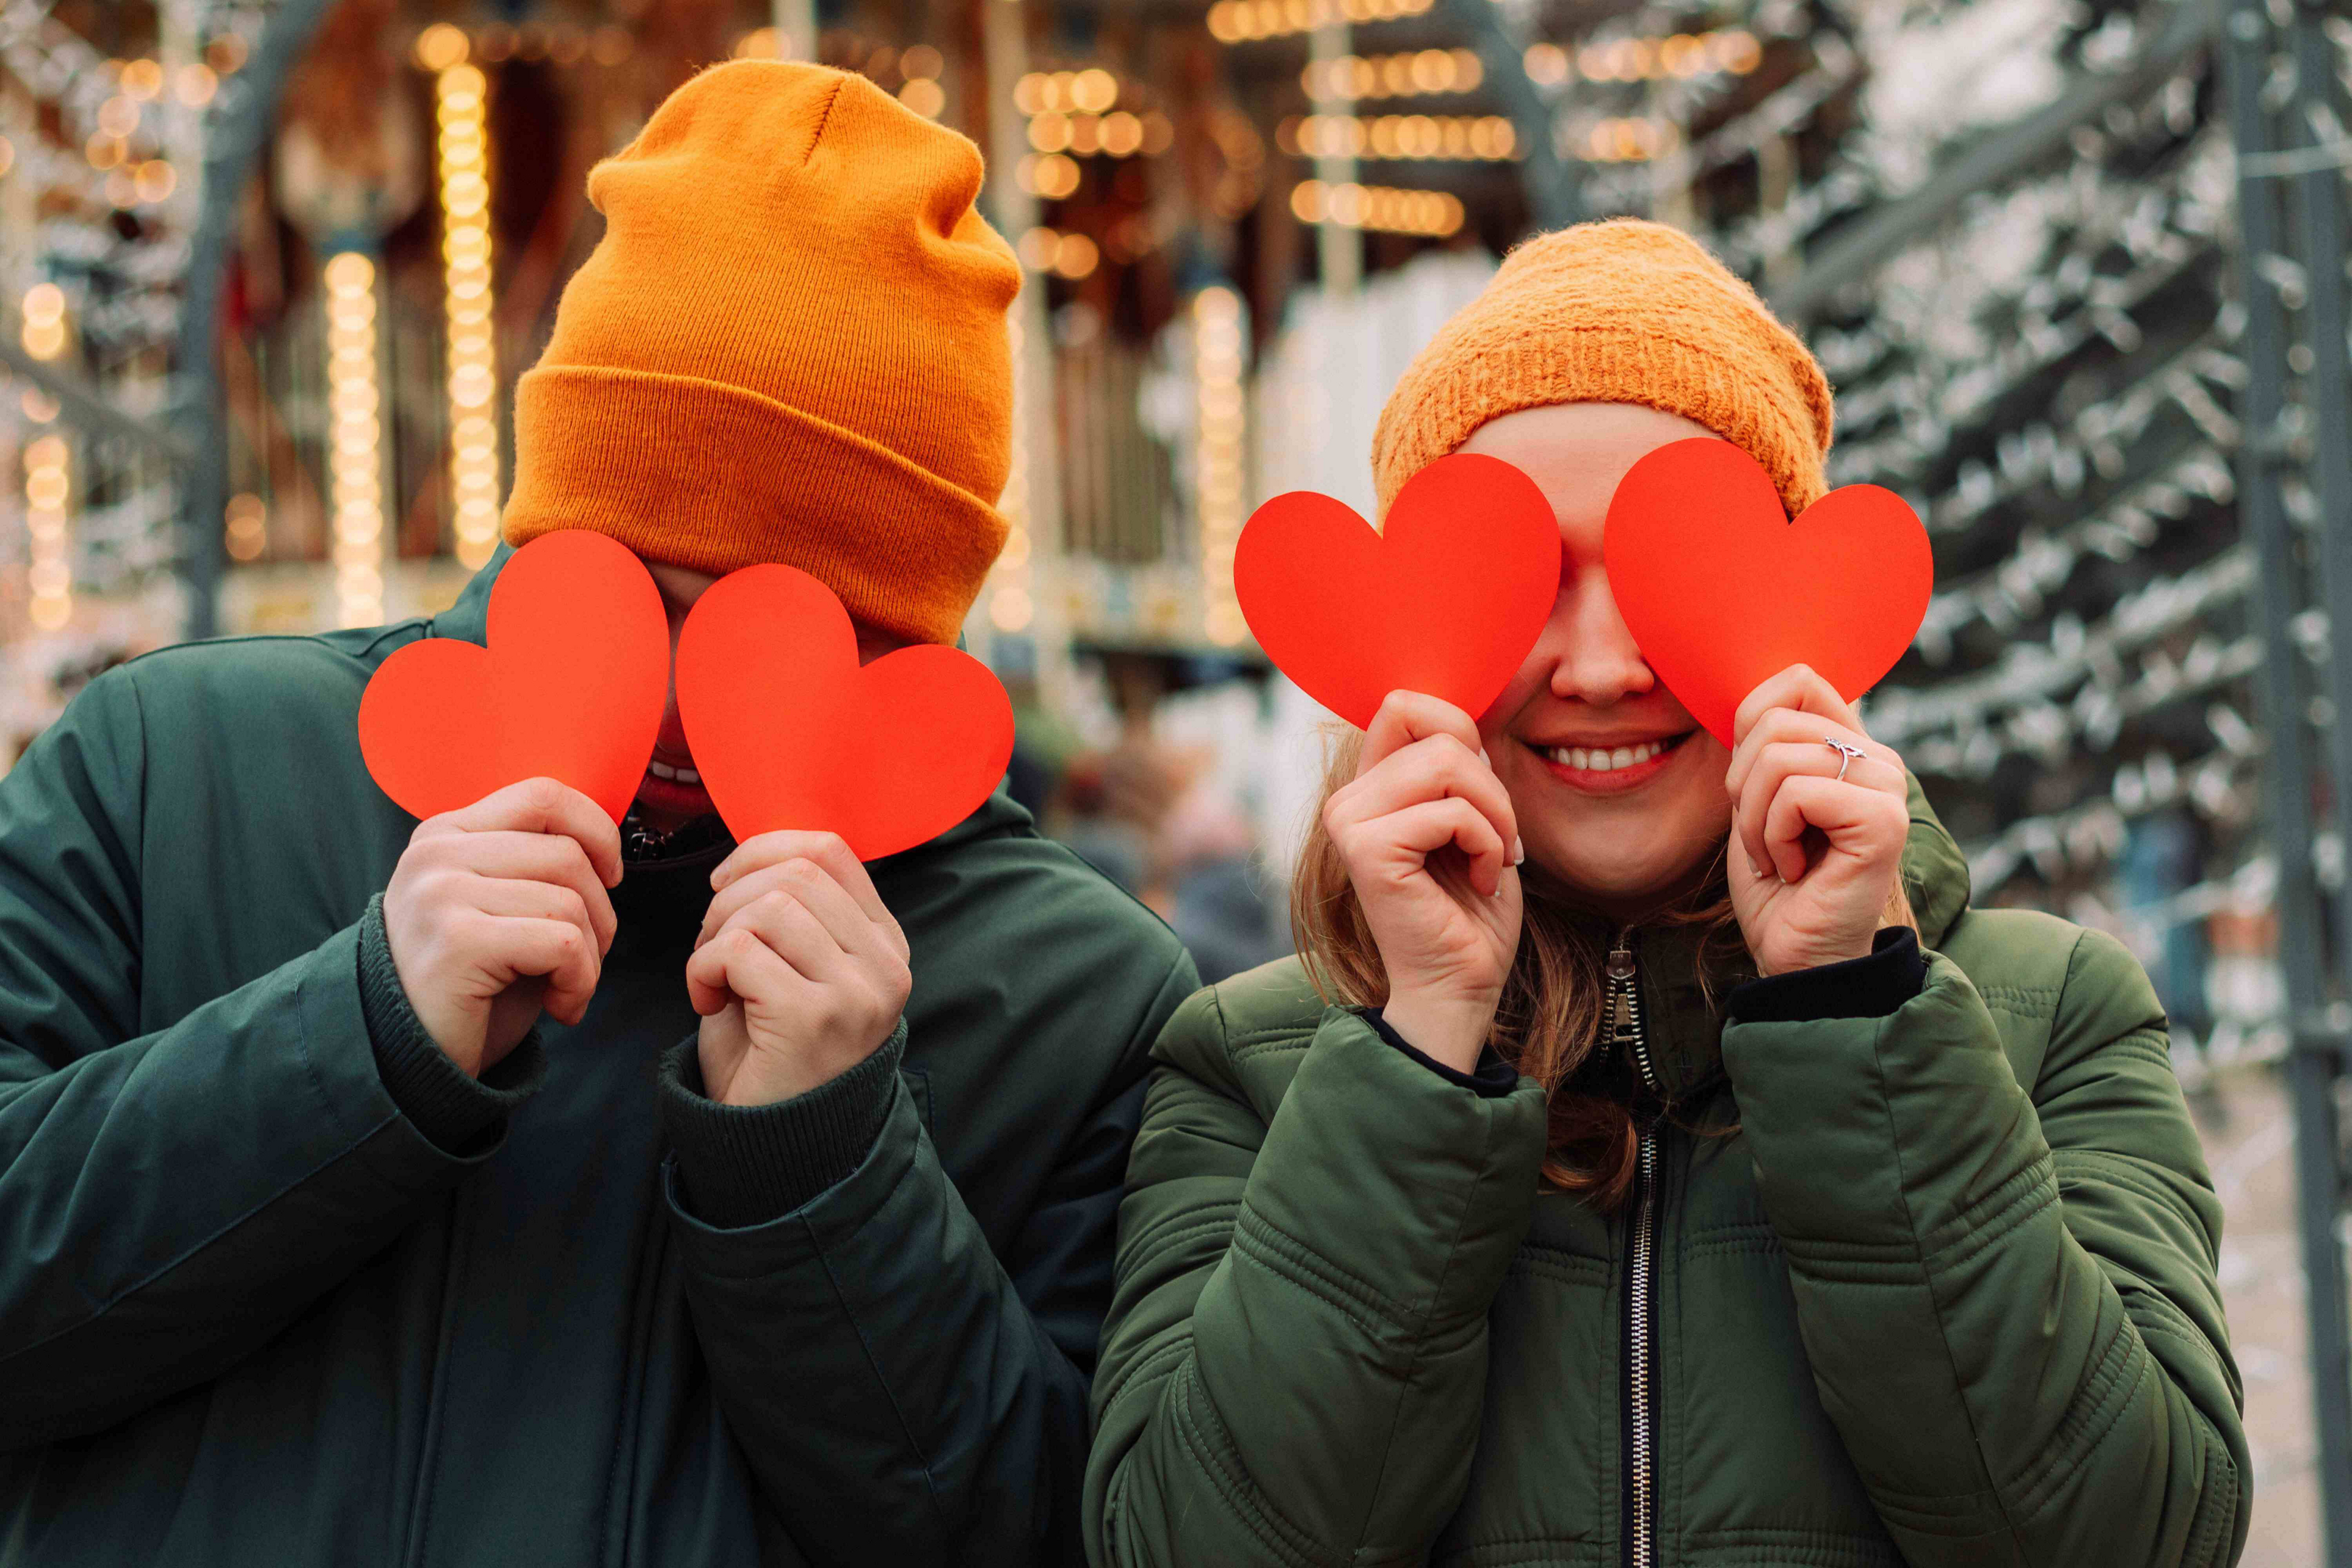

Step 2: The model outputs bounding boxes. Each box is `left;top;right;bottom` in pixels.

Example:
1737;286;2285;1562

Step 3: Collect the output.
502;62;1021;645
1371;219;1834;521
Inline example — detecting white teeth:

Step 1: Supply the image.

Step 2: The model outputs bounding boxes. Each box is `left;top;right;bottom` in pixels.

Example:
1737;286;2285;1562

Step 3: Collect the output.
649;761;700;784
674;767;699;785
1546;738;1671;772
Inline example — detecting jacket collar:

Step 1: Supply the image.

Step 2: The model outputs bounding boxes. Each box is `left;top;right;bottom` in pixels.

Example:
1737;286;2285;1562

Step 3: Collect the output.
429;544;507;646
1625;773;1971;1104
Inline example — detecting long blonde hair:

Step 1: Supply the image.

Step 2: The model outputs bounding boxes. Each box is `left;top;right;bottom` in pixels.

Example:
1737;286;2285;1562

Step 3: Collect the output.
1289;728;1912;1210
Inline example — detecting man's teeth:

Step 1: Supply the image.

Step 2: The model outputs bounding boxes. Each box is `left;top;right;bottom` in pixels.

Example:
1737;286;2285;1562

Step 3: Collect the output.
648;760;701;785
1546;738;1671;773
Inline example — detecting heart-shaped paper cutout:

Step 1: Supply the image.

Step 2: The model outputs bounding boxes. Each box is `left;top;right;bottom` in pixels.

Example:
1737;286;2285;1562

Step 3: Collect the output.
675;564;1014;861
358;531;670;824
1603;438;1933;747
1234;453;1561;729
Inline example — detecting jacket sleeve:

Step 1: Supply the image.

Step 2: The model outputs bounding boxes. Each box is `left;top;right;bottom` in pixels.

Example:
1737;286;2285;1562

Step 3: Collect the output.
1721;926;2249;1568
0;670;540;1449
657;952;1199;1568
1085;989;1550;1568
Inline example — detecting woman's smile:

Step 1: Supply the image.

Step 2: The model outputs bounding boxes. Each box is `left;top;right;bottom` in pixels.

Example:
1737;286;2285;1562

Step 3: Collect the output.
1519;729;1696;795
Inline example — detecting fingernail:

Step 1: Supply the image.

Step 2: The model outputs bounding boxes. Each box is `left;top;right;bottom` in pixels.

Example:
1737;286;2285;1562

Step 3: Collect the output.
1479;747;1490;764
1511;836;1525;866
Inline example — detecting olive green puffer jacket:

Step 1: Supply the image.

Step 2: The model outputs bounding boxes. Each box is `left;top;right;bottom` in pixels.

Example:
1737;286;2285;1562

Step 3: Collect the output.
1086;785;2247;1568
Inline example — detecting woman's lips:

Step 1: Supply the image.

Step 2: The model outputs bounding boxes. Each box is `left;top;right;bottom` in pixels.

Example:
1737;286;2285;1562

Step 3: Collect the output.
1523;732;1691;795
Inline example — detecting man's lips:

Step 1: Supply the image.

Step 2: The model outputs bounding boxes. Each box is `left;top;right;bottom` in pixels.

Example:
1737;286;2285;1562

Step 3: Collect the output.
637;752;713;811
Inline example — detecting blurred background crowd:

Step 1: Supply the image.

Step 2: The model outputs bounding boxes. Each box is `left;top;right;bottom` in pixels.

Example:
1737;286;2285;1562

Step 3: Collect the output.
2;0;2351;1559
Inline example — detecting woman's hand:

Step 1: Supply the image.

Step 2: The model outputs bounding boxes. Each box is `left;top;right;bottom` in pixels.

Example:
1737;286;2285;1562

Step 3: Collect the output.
1724;665;1911;976
1324;690;1522;1073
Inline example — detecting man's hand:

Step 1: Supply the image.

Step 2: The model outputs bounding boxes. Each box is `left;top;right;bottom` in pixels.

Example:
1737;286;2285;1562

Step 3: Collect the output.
688;832;911;1106
381;777;621;1077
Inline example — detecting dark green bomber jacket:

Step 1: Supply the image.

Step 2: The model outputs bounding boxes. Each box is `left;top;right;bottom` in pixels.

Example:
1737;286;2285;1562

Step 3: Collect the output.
1088;783;2249;1568
0;547;1197;1566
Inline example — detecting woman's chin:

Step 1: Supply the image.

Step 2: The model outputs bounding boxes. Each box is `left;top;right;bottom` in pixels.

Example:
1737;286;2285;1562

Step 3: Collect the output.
1521;827;1726;916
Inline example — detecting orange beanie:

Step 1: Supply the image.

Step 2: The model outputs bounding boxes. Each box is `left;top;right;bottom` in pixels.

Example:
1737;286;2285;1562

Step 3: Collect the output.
502;62;1021;646
1371;219;1834;521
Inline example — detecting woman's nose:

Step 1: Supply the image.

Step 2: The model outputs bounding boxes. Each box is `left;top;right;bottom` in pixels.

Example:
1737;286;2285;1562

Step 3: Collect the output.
1540;577;1655;706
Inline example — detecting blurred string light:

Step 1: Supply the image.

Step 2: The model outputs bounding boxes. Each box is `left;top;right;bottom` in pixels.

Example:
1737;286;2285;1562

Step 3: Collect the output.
1304;49;1480;102
897;45;946;118
224;493;268;563
1014;70;1174;201
1521;29;1760;87
989;305;1034;634
20;285;67;362
176;63;219;107
23;434;71;632
1575;117;1683;163
1016;226;1099;279
323;251;386;629
1193;287;1247;648
1208;0;1432;44
432;54;502;569
421;20;632;70
1280;114;1517;161
1289;179;1463;236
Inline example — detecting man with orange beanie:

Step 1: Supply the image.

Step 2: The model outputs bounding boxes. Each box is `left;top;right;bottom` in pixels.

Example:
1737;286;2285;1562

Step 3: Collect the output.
0;62;1193;1567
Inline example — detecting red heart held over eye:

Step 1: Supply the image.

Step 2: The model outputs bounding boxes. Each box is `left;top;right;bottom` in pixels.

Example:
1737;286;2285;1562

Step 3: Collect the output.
674;564;1015;862
358;531;670;824
1233;453;1561;730
1603;438;1934;748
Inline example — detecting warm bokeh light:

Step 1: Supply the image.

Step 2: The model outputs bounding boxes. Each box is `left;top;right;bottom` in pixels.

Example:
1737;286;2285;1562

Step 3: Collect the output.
323;251;386;628
1193;287;1246;648
174;62;219;107
1289;179;1464;237
898;77;945;118
23;434;72;632
224;492;268;562
414;23;469;71
1283;114;1517;162
435;62;502;569
1207;0;1432;43
1302;48;1480;102
21;283;67;362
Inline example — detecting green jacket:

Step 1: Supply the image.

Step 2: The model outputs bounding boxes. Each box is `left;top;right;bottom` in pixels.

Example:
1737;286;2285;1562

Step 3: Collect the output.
0;552;1196;1566
1088;788;2247;1567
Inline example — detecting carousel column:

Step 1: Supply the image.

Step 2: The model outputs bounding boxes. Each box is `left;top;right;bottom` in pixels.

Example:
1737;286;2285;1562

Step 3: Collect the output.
774;0;816;60
981;0;1073;716
1308;12;1358;298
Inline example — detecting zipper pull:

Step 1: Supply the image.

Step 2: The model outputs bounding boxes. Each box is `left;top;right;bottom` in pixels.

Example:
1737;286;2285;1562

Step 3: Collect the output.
1606;942;1637;1041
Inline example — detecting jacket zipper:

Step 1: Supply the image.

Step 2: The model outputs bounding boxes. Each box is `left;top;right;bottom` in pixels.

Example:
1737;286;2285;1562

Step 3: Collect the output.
1608;934;1662;1568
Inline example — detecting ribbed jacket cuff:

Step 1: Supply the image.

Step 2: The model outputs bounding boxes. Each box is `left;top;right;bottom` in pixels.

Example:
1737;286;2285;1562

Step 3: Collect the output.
1361;1007;1519;1098
658;1016;909;1230
356;893;546;1152
1728;927;1927;1024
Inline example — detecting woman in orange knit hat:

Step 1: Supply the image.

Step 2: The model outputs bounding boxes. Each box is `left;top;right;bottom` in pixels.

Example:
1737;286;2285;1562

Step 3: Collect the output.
1088;221;2246;1567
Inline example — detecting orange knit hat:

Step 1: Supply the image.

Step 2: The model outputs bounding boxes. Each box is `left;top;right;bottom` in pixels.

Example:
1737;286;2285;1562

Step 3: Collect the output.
502;62;1021;646
1371;219;1834;521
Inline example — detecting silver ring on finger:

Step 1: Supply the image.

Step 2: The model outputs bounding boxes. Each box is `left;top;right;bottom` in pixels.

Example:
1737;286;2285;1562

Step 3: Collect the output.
1824;737;1868;782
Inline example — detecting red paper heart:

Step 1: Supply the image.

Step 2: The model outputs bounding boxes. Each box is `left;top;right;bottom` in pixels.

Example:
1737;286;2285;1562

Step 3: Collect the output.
358;531;670;824
1603;438;1933;747
1233;454;1561;729
674;564;1015;861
